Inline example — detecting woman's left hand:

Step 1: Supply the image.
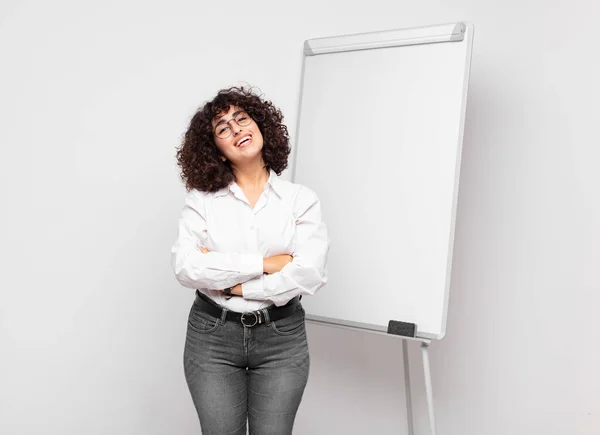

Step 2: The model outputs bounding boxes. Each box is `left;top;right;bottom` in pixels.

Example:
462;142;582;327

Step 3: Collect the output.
198;245;243;299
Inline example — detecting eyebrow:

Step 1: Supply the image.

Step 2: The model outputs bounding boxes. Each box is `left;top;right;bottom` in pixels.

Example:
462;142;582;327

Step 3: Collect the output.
214;110;244;127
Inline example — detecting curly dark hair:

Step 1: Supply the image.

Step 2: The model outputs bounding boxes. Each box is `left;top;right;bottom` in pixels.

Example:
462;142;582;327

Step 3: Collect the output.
176;86;291;192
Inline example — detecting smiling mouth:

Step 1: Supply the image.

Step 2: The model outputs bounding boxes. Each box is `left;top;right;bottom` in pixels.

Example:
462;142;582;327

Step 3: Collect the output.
236;136;252;147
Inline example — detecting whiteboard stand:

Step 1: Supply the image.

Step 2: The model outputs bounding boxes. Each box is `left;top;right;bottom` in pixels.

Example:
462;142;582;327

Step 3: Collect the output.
404;338;437;435
396;337;438;435
295;22;474;435
400;337;437;435
309;321;437;435
419;341;437;435
402;340;415;435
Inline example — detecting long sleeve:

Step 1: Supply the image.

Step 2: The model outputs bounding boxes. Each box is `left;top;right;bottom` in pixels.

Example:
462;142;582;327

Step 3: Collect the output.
171;190;264;290
241;186;330;306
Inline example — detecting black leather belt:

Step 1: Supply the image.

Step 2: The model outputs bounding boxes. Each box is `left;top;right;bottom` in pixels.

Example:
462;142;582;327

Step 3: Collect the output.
194;290;300;327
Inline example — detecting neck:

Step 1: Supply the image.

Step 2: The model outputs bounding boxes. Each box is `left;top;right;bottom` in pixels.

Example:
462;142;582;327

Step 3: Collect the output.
231;160;270;191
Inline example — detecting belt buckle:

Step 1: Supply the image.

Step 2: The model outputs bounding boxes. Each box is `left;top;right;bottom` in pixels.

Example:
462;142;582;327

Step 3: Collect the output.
241;311;259;327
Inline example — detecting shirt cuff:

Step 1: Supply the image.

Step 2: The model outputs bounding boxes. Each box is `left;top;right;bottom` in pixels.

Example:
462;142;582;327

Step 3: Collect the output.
241;275;265;300
238;253;264;276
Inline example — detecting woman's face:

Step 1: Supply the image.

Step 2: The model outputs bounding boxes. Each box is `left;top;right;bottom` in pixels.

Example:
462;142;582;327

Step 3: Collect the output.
211;105;264;165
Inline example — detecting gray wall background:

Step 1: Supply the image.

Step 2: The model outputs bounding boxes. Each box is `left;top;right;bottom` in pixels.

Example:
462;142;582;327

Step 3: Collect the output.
1;0;598;434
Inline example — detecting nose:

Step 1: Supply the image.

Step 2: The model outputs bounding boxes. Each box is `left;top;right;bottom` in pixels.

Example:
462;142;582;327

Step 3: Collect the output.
231;122;243;136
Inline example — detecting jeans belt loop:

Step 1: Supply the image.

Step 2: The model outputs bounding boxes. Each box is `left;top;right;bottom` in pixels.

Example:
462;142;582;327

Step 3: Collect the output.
220;307;228;323
260;308;271;325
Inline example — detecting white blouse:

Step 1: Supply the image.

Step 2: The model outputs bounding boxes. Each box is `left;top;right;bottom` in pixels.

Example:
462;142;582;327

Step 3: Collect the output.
171;169;330;313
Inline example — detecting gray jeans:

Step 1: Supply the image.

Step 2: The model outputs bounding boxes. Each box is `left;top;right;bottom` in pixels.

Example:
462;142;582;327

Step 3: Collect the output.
183;298;310;434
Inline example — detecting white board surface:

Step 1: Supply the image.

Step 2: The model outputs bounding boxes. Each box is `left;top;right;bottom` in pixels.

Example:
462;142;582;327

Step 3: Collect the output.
293;23;473;339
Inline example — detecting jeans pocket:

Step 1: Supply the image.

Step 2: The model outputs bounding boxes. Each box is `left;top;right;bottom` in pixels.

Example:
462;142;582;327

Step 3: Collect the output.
188;305;221;334
270;306;305;336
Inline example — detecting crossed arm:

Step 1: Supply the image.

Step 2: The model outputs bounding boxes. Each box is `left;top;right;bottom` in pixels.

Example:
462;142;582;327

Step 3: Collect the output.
198;245;292;298
172;187;329;306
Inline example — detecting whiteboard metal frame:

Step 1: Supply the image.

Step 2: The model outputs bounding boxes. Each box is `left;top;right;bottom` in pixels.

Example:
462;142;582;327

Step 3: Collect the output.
293;22;474;435
292;22;474;340
303;22;466;56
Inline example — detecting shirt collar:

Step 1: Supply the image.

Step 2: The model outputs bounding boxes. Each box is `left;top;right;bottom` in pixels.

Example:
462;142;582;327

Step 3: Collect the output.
214;186;229;198
213;169;284;198
265;169;284;198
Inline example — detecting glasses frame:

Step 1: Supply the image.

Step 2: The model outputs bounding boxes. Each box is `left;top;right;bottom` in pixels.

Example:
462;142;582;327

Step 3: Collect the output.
213;111;253;139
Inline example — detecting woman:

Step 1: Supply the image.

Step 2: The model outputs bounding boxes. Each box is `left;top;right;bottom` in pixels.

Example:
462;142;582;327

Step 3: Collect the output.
171;86;329;434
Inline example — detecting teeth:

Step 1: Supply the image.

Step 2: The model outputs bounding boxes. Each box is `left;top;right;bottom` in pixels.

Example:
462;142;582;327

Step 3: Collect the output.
237;137;251;147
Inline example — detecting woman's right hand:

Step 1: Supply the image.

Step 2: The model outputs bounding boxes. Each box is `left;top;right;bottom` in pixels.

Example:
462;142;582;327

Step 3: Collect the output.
263;254;293;274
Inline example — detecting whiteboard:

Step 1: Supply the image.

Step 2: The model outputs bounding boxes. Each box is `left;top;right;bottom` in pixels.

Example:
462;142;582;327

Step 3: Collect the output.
292;23;473;339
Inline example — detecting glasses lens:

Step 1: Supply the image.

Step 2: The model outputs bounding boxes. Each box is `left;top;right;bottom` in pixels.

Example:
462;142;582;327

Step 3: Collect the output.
236;113;251;126
215;125;231;139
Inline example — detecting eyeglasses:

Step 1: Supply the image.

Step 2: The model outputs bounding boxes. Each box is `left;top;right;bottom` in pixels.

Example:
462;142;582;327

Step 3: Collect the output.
213;111;252;139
